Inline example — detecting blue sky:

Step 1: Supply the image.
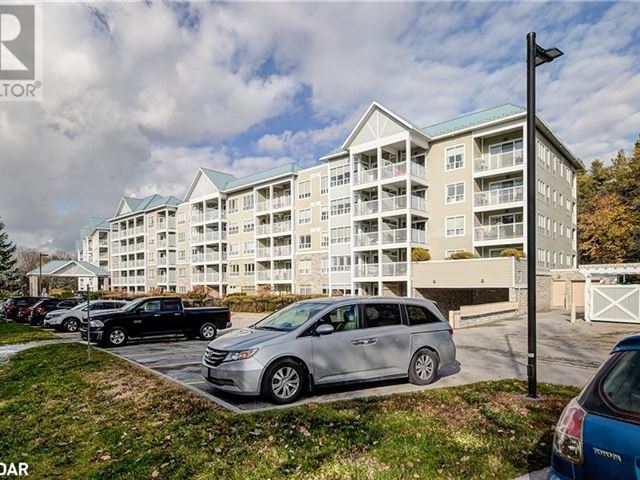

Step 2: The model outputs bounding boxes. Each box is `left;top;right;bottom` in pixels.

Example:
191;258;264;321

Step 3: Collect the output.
0;1;638;251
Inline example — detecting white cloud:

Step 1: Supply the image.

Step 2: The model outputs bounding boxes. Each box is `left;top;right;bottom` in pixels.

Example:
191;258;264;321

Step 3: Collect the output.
0;2;639;251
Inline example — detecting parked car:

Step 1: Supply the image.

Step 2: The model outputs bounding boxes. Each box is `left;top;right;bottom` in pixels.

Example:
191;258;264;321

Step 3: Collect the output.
2;297;40;321
549;333;640;480
80;297;231;347
43;300;129;332
201;297;456;405
28;298;82;326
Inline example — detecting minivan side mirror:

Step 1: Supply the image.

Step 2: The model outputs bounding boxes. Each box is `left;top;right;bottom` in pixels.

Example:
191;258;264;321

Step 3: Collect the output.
316;323;334;336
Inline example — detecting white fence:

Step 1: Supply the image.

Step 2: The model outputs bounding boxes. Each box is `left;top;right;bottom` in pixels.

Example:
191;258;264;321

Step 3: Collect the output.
588;285;640;324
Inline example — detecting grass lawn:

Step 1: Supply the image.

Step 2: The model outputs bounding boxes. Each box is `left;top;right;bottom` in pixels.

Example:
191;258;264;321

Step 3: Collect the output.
0;344;578;480
0;321;59;346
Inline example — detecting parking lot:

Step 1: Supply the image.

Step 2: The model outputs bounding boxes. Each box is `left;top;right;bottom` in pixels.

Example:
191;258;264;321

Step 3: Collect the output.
88;309;640;413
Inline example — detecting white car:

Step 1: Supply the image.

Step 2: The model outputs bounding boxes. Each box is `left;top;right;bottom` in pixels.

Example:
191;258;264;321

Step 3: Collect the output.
43;300;128;332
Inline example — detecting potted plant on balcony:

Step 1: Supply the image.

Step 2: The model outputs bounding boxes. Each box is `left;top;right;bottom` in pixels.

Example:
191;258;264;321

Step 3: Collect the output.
447;251;478;260
411;247;431;262
499;248;525;258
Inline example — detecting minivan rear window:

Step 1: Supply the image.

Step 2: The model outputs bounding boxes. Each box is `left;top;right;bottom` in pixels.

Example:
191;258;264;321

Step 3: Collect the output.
406;305;441;326
600;351;640;418
363;304;402;328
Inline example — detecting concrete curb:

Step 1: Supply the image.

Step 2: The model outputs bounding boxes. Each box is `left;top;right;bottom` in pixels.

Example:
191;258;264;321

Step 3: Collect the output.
513;467;550;480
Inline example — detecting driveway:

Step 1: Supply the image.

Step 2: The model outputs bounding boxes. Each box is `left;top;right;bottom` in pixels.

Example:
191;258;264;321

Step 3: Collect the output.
99;310;639;412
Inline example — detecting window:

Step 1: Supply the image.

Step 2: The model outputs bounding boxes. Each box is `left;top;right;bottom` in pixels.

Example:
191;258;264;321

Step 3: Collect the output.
178;250;186;262
445;182;465;204
317;304;360;332
227;198;238;214
331;197;351;216
406;305;441;326
594;351;640;419
178;267;186;278
177;212;186;224
331;255;351;272
144;300;162;312
320;176;328;194
147;217;155;228
321;258;328;274
298;260;311;275
321;206;328;221
178;232;186;243
298;180;311;199
228;243;239;257
298;208;311;224
331;226;351;244
228;222;239;235
330;165;351;187
299;285;313;295
445;145;464;171
445;216;465;237
299;234;311;249
229;264;240;277
178;286;187;294
445;249;465;258
243;194;254;211
321;231;329;248
244;263;255;276
243;241;255;255
162;299;181;312
363;303;402;328
243;220;254;233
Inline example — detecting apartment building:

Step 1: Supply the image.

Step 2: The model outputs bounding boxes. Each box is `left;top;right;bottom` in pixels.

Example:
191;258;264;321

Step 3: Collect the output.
76;217;111;270
84;100;581;304
109;194;181;293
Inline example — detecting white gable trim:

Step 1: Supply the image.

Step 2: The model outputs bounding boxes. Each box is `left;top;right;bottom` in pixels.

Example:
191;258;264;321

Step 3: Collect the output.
184;169;219;202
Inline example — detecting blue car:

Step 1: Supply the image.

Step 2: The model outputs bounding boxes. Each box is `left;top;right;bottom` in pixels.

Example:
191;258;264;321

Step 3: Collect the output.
549;334;640;480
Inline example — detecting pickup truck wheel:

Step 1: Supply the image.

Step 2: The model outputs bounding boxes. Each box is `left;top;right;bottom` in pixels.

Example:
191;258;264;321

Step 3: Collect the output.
103;327;128;347
63;318;80;333
409;348;438;385
199;323;217;341
262;359;304;405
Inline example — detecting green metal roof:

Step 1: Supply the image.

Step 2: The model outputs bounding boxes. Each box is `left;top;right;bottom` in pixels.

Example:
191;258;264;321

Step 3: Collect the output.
222;163;302;191
201;169;237;189
116;194;181;218
421;103;526;137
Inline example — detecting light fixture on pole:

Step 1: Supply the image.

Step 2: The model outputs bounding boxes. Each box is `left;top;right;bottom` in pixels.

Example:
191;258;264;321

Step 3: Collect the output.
526;32;563;399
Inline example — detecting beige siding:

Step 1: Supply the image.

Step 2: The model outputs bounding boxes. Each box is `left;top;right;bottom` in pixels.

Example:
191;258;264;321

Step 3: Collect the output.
412;257;517;289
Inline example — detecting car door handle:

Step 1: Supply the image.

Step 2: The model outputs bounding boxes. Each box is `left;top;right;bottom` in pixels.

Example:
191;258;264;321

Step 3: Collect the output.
174;313;181;316
351;340;366;346
153;314;161;317
363;337;378;345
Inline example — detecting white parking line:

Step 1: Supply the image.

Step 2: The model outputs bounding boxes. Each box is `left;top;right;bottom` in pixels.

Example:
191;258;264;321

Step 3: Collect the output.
125;350;205;360
152;361;202;369
185;380;207;386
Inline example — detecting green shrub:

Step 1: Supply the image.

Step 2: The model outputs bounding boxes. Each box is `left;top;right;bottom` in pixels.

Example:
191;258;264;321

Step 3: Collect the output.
221;294;326;313
500;248;525;258
448;251;478;260
411;247;431;262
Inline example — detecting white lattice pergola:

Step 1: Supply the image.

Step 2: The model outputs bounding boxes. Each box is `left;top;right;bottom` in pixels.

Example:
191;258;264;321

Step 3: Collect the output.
579;263;640;322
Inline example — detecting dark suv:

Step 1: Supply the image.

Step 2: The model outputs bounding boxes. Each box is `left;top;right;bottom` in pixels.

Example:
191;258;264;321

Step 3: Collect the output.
2;297;40;320
28;298;81;326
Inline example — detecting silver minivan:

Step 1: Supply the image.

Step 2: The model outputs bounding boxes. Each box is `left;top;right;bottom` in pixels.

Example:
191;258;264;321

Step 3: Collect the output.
202;297;456;404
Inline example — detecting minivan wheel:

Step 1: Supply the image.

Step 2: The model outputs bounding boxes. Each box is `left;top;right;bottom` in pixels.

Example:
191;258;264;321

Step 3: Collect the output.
199;323;217;341
409;349;438;386
103;327;128;347
63;318;79;333
263;359;304;405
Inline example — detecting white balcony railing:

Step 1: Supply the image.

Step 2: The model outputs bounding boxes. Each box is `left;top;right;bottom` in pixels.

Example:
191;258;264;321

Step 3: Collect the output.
354;263;379;277
381;161;407;179
474;222;524;241
272;196;292;210
191;212;204;223
474;149;524;172
272;221;292;234
205;273;220;283
192;273;204;283
411;196;427;212
380;195;407;211
381;229;408;244
273;270;292;281
354;232;379;247
381;262;408;277
411;229;427;244
474;186;524;207
256;224;270;236
256;200;269;213
256;247;271;258
256;271;271;281
354;199;379;216
191;253;204;263
273;245;292;257
354;168;378;185
204;210;220;222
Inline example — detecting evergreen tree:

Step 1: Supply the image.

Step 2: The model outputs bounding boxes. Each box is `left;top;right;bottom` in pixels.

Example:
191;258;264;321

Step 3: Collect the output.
0;218;21;297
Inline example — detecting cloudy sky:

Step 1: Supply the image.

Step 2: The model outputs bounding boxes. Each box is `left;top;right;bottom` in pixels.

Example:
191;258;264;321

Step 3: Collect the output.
1;1;639;251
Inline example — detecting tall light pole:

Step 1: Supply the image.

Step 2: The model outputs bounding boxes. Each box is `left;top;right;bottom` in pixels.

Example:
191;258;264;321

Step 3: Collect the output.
526;32;563;399
38;253;49;297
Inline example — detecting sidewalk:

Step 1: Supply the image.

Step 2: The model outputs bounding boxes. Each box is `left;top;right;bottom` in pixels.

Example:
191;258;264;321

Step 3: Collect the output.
0;338;77;363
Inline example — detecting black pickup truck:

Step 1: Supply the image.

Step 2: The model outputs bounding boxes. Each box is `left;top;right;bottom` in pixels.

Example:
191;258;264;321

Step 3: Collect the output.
80;297;231;347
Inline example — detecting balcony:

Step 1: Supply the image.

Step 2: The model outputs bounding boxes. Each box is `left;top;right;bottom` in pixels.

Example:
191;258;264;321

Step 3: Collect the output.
256;224;270;236
204;273;221;283
354;232;379;247
192;273;204;283
381;262;408;277
474;186;524;209
205;252;224;263
273;270;292;281
135;260;145;268
474;149;524;174
354;199;379;216
256;200;269;213
354;168;378;185
204;210;221;222
273;245;292;257
192;253;204;263
380;228;427;245
256;247;271;259
272;221;291;235
134;226;144;235
256;271;271;281
272;196;292;210
354;263;379;277
191;212;204;223
474;222;524;242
